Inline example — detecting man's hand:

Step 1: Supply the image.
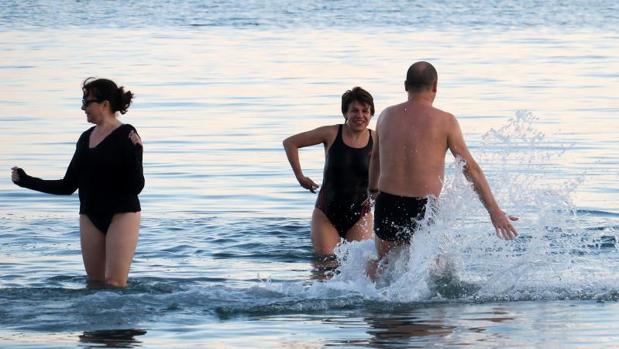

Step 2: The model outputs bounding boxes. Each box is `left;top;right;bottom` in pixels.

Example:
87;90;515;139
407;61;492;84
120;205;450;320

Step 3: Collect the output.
362;189;379;208
491;210;519;240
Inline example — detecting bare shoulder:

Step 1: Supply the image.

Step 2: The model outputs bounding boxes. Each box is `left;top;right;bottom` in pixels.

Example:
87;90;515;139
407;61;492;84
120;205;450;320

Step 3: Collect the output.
284;124;339;147
431;106;455;119
313;124;340;143
377;103;404;125
383;102;406;115
318;124;339;136
300;124;338;137
432;107;458;127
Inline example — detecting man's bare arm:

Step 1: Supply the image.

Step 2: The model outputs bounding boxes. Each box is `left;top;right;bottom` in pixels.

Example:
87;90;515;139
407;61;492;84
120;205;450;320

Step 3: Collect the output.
446;114;518;240
368;116;382;199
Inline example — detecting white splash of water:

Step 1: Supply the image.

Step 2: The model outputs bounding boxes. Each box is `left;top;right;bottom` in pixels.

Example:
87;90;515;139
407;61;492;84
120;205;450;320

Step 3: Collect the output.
327;111;619;303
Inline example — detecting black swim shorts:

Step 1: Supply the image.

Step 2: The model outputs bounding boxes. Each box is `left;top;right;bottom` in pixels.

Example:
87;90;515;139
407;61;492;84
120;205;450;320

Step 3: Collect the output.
374;192;428;242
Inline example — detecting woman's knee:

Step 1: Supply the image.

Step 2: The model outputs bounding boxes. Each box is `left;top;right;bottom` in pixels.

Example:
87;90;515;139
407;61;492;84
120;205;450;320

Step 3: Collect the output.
105;276;128;288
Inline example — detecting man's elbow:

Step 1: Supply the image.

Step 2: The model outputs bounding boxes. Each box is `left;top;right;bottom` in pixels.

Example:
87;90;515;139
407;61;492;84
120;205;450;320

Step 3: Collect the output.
462;160;482;179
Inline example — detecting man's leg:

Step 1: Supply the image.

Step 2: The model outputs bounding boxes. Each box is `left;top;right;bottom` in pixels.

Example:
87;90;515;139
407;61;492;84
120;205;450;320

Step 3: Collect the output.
366;237;405;280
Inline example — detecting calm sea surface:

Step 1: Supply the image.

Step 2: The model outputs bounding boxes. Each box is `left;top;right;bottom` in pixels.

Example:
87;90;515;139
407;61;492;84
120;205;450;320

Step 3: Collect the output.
1;1;619;348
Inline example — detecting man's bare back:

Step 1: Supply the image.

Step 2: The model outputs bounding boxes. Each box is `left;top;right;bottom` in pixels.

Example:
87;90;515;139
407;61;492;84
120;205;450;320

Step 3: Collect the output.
368;61;517;261
377;100;455;197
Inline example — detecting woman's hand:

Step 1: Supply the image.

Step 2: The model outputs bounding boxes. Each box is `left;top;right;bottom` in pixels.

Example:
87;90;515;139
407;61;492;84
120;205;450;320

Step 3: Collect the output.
297;175;319;193
129;130;143;147
11;166;24;184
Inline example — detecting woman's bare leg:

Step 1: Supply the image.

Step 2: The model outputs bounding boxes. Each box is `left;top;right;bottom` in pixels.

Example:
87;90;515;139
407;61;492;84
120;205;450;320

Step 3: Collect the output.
345;212;374;242
311;208;341;257
104;212;140;288
79;215;106;284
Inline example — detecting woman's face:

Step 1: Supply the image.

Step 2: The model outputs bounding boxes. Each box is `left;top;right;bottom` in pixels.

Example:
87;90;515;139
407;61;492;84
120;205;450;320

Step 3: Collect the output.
81;91;105;124
345;100;372;131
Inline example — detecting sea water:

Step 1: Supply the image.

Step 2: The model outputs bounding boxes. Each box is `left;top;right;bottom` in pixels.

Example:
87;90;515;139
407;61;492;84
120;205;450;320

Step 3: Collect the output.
1;1;619;348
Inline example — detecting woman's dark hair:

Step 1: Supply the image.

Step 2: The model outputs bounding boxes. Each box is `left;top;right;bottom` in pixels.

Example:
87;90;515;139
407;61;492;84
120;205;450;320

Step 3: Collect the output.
341;86;375;117
82;77;133;114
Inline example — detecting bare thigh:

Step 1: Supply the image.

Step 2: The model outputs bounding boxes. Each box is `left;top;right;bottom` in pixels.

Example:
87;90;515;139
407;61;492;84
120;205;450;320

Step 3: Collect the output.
375;237;407;260
311;208;341;257
105;212;141;287
345;212;374;242
79;215;106;283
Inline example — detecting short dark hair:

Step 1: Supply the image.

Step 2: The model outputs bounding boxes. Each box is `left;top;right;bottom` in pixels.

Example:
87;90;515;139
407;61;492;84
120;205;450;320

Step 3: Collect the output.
82;77;133;114
341;86;375;117
405;61;437;92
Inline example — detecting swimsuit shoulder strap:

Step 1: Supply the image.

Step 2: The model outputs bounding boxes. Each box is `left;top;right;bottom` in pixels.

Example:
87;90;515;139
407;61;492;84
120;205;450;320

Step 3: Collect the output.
326;124;344;154
367;128;374;148
334;124;343;144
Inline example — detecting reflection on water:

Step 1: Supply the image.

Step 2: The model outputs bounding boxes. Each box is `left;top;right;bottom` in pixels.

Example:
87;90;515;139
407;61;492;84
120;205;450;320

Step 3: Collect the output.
79;329;146;349
320;305;520;348
364;312;454;349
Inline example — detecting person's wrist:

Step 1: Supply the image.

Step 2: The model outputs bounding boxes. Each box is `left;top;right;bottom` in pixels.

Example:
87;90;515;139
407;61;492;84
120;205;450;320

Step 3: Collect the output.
489;208;504;217
368;188;379;202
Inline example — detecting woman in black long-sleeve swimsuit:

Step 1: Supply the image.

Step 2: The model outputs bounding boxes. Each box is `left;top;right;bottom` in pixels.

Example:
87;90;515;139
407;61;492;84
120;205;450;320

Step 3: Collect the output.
283;87;375;256
11;78;144;288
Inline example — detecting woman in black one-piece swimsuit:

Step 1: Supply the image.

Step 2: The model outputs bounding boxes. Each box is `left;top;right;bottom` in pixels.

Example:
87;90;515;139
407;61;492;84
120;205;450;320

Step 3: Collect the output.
11;78;144;288
283;87;375;256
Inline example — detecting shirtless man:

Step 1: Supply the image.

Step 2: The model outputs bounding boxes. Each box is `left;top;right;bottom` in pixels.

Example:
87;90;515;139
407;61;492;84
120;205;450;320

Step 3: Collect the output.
368;61;518;260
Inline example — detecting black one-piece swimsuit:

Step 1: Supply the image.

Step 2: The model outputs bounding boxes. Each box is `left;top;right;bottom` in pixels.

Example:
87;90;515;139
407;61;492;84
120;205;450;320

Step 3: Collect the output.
315;124;372;237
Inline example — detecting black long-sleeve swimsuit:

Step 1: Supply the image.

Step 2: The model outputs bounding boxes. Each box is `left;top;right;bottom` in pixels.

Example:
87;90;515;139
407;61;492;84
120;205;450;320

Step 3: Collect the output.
16;124;144;234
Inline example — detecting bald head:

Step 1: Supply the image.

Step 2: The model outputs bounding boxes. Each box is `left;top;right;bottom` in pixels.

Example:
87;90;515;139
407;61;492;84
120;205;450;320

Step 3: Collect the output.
405;61;437;92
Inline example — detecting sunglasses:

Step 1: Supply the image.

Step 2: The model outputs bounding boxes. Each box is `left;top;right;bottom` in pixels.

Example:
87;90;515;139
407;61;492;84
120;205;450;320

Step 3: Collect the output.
82;98;103;108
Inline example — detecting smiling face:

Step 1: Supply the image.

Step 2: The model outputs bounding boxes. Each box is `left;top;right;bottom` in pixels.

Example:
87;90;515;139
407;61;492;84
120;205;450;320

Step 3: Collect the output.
340;87;374;132
344;100;372;132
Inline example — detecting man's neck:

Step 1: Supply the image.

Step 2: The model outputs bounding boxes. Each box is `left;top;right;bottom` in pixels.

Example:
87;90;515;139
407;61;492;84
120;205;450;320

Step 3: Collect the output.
407;91;434;105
